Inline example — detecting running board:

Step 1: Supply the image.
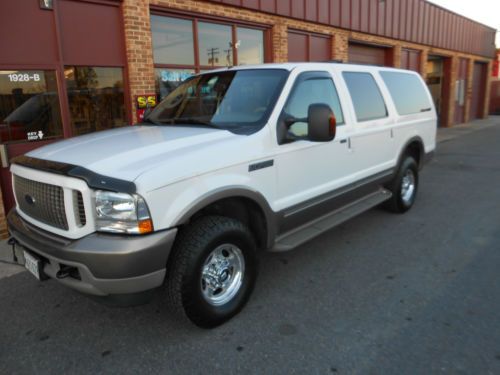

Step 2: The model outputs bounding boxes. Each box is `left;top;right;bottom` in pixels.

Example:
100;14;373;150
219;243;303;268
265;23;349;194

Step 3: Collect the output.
272;188;392;252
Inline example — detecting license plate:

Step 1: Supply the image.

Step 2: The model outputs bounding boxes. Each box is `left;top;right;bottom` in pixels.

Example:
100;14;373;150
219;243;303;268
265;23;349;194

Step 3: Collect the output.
23;251;41;280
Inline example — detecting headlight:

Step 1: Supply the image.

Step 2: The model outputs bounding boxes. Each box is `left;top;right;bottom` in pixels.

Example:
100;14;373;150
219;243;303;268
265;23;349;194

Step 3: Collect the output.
95;191;153;234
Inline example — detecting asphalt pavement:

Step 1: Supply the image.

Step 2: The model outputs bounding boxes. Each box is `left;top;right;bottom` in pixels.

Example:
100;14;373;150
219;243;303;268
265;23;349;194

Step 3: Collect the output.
1;119;499;374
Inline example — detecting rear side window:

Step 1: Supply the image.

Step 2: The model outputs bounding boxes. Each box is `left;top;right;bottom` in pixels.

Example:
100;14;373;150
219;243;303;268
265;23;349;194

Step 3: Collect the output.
343;72;387;122
380;71;432;115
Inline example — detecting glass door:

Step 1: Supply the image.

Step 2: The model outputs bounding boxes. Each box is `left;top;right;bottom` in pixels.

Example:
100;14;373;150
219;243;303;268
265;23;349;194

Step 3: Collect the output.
0;69;64;210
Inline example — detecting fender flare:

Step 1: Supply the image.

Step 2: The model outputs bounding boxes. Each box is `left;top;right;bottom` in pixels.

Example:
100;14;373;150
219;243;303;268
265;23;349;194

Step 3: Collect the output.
395;136;425;171
173;186;277;248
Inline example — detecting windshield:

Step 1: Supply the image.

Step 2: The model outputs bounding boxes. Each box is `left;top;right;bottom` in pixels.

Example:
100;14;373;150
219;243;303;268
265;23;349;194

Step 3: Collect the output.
146;69;289;134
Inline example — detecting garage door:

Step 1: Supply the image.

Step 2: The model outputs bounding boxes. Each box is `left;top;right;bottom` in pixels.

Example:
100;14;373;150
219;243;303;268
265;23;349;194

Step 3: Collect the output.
288;30;330;62
470;62;487;120
401;49;420;72
348;42;390;66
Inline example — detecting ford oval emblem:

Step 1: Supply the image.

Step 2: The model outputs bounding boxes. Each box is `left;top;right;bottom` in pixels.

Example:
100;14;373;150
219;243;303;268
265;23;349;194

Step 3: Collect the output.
25;194;36;206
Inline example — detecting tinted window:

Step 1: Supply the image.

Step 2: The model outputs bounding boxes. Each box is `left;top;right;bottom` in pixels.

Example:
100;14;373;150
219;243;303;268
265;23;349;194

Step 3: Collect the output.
151;16;195;66
0;70;62;143
380;71;432;115
284;76;344;137
237;27;264;65
64;66;127;135
343;72;387;122
198;22;233;67
148;69;289;135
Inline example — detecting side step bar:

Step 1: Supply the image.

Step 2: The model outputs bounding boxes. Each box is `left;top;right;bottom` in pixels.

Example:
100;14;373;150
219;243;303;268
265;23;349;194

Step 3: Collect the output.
272;188;392;252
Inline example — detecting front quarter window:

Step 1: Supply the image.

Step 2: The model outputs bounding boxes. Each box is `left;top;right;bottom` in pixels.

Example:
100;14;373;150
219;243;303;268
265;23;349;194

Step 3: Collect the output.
147;69;289;134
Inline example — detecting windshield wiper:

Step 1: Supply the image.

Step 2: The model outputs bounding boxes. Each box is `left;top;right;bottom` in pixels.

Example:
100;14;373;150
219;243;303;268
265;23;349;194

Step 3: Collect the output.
142;117;162;125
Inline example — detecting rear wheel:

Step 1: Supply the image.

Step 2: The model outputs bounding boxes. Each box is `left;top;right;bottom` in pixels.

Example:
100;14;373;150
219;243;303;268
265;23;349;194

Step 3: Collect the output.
384;156;419;213
165;216;257;328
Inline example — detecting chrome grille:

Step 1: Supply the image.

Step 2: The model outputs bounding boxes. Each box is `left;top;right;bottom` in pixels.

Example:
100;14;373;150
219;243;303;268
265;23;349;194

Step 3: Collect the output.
14;175;68;230
73;190;86;227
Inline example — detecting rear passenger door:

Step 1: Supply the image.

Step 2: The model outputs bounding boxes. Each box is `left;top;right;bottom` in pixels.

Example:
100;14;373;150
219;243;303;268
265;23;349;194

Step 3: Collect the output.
341;71;395;179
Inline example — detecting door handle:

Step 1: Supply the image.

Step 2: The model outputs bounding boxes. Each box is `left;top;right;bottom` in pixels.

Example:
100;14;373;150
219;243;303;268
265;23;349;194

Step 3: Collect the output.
340;139;347;144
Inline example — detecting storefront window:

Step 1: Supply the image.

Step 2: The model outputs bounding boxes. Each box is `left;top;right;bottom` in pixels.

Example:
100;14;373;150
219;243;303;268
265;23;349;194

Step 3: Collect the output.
151;14;266;99
64;66;127;135
237;27;264;65
155;68;195;101
198;22;233;67
151;16;195;66
0;70;62;143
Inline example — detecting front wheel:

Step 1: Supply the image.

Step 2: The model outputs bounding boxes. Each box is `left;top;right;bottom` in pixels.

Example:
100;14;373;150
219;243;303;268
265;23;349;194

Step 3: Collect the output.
165;216;257;328
384;156;419;213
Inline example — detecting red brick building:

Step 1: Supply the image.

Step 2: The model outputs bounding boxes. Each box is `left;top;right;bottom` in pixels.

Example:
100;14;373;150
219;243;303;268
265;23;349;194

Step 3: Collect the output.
0;0;496;237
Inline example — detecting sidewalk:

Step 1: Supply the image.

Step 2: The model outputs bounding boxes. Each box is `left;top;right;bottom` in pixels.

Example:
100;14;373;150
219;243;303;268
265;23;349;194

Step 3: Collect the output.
437;115;500;143
0;116;498;275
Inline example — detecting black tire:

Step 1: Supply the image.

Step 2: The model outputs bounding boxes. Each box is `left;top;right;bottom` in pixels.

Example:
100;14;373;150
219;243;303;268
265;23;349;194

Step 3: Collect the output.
383;156;419;213
165;216;258;328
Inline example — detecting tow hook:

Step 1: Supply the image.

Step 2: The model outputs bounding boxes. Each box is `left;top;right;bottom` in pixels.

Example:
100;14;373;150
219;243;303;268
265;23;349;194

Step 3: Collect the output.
7;237;18;263
56;265;80;280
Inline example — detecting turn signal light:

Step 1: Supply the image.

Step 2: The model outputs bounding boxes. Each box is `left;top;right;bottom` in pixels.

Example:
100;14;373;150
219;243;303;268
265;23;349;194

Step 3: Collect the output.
329;114;337;137
138;219;154;234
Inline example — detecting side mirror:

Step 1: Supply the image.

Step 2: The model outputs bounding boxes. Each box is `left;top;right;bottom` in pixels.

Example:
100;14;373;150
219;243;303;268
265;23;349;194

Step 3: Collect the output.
307;103;336;142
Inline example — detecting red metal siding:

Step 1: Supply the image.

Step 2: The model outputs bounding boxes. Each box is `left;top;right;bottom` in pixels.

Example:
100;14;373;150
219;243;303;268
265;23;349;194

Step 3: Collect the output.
305;0;317;22
341;0;350;29
0;1;58;66
291;0;305;19
276;0;290;16
318;0;330;25
260;0;275;13
330;0;341;26
348;43;388;66
471;62;487;120
202;0;496;57
241;0;259;10
58;0;125;66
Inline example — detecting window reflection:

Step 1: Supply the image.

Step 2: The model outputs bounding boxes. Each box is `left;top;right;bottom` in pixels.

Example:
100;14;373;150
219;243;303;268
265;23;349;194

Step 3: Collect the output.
237;27;264;65
198;22;233;67
151;16;195;66
155;68;195;100
65;66;127;135
0;70;62;143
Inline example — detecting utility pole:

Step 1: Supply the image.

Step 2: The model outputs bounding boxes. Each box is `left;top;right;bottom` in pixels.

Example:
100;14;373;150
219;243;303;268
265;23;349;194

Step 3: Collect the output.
207;48;219;67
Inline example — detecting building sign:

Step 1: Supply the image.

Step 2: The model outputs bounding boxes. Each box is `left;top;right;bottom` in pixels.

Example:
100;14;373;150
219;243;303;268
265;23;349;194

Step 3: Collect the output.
135;94;157;123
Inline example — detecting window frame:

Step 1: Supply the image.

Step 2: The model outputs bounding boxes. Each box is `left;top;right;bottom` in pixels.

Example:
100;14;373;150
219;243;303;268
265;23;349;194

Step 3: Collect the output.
278;71;345;144
150;10;271;74
342;71;389;123
379;70;432;116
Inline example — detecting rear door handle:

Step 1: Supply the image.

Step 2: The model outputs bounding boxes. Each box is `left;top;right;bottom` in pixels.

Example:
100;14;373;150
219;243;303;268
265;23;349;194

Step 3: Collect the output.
340;139;347;144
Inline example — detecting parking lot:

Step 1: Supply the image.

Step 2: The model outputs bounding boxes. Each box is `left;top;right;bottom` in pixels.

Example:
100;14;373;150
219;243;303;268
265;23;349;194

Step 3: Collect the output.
1;120;500;374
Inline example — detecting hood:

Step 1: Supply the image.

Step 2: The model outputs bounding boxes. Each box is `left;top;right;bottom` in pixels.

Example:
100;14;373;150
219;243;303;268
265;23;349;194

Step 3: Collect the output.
27;125;239;182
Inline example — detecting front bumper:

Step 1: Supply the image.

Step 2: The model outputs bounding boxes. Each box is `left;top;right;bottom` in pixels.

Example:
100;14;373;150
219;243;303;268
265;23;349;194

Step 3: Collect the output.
7;209;177;297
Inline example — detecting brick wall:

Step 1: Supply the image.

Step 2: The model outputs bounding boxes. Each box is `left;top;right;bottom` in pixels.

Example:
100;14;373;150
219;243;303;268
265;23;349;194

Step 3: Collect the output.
122;0;493;128
0;188;8;239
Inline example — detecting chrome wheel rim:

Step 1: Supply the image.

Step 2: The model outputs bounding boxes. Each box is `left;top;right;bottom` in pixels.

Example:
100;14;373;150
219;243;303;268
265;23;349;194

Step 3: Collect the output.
401;169;416;204
201;244;245;306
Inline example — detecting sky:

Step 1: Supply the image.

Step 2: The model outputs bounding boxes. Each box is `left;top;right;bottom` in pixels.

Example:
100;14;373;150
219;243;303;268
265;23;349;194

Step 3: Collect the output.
428;0;500;47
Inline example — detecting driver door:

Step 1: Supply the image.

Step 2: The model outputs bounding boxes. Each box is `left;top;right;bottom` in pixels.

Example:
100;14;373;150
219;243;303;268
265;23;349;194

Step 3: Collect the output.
274;71;354;232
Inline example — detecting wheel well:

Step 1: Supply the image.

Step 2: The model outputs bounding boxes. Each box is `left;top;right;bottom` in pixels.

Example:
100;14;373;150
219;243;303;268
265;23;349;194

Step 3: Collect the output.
404;140;423;168
187;197;268;250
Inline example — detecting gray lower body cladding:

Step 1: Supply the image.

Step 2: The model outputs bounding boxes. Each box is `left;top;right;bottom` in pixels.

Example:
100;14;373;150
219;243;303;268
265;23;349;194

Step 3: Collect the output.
7;209;177;297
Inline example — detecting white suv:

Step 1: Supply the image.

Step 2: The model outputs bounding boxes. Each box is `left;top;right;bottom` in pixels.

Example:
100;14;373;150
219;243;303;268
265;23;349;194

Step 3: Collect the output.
8;63;436;327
